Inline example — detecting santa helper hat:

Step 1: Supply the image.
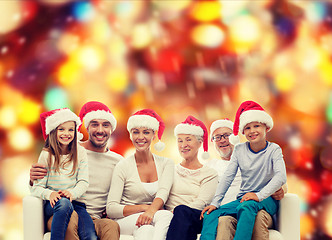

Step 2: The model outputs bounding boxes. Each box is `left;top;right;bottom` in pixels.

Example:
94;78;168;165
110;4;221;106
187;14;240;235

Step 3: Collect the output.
40;108;81;140
127;109;166;151
229;100;274;145
174;115;210;159
210;118;235;140
79;101;117;132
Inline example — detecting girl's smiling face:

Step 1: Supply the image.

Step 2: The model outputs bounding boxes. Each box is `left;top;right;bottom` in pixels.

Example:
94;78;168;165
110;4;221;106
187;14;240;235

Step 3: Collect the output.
57;121;75;147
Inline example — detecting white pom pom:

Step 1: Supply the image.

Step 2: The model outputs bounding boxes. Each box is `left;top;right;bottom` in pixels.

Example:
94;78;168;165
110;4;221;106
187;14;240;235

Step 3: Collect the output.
77;132;84;141
201;151;210;159
154;141;165;152
229;134;240;145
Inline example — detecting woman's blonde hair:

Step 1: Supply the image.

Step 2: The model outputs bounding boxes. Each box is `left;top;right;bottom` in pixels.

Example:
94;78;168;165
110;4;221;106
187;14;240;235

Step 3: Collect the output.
44;122;78;176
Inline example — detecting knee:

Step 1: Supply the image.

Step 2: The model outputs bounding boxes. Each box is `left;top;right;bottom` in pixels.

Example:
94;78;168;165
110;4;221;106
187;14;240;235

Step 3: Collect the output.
254;210;273;229
218;215;237;229
54;198;73;212
173;205;189;215
156;210;173;221
236;201;258;214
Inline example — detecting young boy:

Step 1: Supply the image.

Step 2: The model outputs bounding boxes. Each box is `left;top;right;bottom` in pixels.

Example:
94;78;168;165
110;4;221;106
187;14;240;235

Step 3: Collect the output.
199;101;287;240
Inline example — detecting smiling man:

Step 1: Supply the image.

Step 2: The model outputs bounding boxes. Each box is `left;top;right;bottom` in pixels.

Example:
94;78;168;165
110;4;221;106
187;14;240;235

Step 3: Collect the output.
29;101;124;240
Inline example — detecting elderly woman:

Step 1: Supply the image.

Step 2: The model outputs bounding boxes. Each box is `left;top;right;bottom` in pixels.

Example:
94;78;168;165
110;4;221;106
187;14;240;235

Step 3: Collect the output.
106;109;174;240
165;115;218;240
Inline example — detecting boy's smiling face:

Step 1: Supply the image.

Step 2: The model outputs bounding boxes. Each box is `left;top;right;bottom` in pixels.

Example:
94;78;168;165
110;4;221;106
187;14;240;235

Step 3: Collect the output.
243;121;269;144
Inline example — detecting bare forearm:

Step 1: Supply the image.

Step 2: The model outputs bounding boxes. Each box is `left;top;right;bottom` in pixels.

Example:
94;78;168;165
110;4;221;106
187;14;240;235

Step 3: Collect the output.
123;204;149;217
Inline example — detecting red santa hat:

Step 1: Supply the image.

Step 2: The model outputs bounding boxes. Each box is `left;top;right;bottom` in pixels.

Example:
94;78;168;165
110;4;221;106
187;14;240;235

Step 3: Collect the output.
230;100;273;145
127;109;166;151
210;118;234;139
174;115;209;159
79;101;117;131
40;108;81;140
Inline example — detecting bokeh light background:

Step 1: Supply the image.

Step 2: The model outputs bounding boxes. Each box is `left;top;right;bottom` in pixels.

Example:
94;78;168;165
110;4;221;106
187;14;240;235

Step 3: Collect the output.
0;0;332;239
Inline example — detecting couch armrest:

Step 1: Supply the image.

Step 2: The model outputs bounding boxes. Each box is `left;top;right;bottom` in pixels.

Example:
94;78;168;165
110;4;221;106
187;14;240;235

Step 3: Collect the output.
23;195;45;240
278;193;300;240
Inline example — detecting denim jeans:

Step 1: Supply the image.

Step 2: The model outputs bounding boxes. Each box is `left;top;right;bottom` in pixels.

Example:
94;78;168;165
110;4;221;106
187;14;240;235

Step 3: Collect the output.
44;198;98;240
200;197;279;240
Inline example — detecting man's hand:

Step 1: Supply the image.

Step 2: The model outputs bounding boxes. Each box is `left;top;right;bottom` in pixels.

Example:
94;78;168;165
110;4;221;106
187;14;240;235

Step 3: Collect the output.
200;205;217;220
29;163;47;186
49;191;61;208
240;192;259;203
271;187;284;200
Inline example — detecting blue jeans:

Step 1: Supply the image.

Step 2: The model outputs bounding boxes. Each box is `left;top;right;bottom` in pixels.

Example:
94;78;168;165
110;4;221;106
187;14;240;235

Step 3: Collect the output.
200;196;279;240
44;198;98;240
166;205;202;240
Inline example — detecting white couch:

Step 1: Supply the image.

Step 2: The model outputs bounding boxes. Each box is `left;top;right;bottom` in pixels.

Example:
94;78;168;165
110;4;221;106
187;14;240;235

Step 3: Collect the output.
23;193;300;240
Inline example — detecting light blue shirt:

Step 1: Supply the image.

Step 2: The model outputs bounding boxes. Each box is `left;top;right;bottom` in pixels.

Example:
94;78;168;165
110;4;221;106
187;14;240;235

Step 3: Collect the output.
211;141;287;207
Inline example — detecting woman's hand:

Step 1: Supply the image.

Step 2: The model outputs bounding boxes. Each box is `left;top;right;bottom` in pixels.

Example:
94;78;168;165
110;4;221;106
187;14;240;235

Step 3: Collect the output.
200;205;217;220
49;191;61;208
240;192;259;202
136;209;156;227
58;190;73;202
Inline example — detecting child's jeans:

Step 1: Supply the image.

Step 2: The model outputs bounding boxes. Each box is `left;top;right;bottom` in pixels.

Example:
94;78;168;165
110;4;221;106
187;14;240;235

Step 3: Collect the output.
200;196;278;240
44;198;97;240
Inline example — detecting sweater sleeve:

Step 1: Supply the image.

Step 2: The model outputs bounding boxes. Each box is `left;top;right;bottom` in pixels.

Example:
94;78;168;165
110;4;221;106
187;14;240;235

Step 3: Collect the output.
188;168;218;210
210;151;239;207
69;146;89;200
106;162;126;219
30;151;53;200
155;157;174;203
256;145;287;201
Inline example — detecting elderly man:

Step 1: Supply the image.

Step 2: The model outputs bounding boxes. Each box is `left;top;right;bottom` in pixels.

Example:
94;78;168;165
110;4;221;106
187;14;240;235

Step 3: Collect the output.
206;119;286;240
29;101;124;240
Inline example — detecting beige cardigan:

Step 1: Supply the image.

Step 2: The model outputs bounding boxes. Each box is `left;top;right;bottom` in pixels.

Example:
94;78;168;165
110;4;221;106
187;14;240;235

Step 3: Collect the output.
106;153;174;219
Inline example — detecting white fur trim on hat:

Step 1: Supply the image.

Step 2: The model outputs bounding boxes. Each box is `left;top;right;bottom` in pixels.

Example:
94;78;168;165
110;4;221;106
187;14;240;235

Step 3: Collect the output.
239;110;273;134
84;110;117;131
210;119;234;139
45;109;81;135
127;115;159;132
174;123;204;137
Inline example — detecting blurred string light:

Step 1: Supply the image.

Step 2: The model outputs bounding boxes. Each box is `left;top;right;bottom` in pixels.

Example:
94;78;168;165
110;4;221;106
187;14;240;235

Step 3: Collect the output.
57;60;80;86
8;127;34;151
228;15;261;53
0;106;17;129
17;99;41;125
191;24;225;48
305;1;327;24
301;214;315;239
274;69;296;93
106;68;129;93
39;0;73;6
327;93;332;124
72;1;95;22
0;1;24;34
219;0;248;24
44;88;70;110
190;1;221;22
321;198;332;237
76;45;105;71
131;23;153;49
151;0;191;21
57;33;80;55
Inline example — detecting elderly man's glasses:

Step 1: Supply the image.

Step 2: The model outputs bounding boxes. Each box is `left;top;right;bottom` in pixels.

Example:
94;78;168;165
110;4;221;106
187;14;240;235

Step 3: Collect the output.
211;133;231;142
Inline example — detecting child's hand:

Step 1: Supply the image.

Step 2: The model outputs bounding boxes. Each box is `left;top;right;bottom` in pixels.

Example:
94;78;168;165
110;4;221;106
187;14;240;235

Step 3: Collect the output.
240;192;259;203
200;205;217;220
58;190;73;202
271;187;284;200
49;191;61;207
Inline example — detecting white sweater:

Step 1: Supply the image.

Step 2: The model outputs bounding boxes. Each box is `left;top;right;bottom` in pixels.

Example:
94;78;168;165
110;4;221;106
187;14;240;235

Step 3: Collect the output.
165;164;218;211
106;154;174;219
84;149;124;219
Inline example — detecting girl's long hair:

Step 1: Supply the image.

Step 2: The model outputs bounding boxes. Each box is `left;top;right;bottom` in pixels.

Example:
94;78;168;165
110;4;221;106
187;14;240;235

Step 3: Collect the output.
44;122;78;176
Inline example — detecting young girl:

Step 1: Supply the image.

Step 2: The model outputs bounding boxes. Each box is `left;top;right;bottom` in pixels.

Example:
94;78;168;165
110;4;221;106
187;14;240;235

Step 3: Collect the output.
31;108;96;240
